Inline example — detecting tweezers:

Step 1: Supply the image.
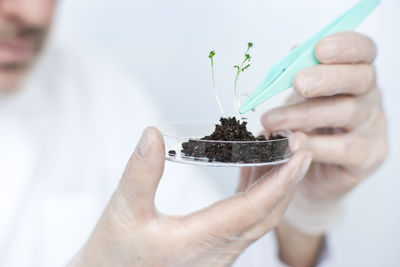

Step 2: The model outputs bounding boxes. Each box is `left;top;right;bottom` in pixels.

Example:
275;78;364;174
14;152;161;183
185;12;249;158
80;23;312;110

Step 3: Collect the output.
239;0;380;114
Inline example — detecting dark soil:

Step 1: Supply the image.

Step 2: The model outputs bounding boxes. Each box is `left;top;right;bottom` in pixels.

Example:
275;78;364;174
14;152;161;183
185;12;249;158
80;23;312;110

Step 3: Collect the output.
181;117;289;163
168;150;177;156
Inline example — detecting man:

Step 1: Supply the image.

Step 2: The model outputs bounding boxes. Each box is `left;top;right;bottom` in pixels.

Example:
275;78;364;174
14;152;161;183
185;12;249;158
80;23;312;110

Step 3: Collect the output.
0;1;387;267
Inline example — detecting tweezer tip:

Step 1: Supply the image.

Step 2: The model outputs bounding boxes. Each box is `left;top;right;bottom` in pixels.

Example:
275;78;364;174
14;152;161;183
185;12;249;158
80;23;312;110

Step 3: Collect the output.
239;106;250;114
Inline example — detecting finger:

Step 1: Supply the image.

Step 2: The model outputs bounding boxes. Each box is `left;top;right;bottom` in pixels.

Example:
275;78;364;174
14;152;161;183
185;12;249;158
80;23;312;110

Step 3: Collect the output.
184;151;312;238
236;167;252;193
247;132;308;185
289;131;309;152
247;165;272;187
115;127;165;220
293;64;376;98
243;189;296;239
262;94;377;132
315;31;377;64
307;134;370;170
307;109;387;169
307;134;347;166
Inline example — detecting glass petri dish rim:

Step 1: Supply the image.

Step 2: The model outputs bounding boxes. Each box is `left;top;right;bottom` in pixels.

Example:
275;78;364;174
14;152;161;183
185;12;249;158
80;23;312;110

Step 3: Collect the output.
166;155;290;167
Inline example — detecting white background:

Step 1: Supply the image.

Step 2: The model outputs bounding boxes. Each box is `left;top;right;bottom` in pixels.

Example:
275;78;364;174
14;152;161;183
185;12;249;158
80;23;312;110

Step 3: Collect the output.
54;0;399;266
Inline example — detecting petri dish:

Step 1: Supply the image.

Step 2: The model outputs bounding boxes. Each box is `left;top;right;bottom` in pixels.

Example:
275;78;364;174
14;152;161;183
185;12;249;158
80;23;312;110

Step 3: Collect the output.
163;122;292;167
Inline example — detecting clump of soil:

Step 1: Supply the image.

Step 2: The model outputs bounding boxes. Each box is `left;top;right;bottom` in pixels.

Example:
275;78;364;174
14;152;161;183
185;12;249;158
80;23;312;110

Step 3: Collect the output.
201;117;256;141
181;117;288;163
168;150;177;156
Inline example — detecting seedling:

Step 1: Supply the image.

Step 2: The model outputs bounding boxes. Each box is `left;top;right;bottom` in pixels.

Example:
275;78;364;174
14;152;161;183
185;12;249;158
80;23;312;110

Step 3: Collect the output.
208;43;254;119
233;42;253;117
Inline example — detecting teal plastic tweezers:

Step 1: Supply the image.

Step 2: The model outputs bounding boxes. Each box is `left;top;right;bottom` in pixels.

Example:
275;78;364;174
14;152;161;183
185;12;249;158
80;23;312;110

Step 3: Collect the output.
239;0;380;114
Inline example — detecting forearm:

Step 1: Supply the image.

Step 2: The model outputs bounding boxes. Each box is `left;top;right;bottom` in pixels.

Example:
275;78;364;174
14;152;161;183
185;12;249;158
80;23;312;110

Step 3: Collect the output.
275;219;325;267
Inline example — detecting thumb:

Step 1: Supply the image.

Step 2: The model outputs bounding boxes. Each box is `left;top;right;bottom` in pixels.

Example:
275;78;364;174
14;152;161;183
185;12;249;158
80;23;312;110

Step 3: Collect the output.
114;127;166;221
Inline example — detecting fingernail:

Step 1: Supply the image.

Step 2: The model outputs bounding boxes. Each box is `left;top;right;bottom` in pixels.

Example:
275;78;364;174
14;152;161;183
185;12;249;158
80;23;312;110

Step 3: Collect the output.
136;129;152;157
289;139;299;152
318;39;340;59
263;109;285;127
296;154;312;183
299;73;321;96
289;133;306;152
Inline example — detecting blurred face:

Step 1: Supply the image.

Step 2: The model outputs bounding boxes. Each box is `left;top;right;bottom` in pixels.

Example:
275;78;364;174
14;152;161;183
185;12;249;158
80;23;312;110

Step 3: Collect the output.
0;0;55;94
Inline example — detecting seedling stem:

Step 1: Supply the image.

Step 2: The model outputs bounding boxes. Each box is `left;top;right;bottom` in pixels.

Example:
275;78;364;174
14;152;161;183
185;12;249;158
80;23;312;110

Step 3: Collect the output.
209;50;224;116
234;42;253;118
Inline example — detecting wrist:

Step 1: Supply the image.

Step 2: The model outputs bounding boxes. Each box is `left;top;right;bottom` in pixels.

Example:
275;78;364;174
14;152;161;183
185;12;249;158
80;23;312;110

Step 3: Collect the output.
276;219;325;267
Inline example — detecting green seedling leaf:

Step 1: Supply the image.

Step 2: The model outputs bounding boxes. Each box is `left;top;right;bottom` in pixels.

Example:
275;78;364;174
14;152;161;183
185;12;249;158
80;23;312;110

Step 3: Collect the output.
242;64;251;72
209;50;215;59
